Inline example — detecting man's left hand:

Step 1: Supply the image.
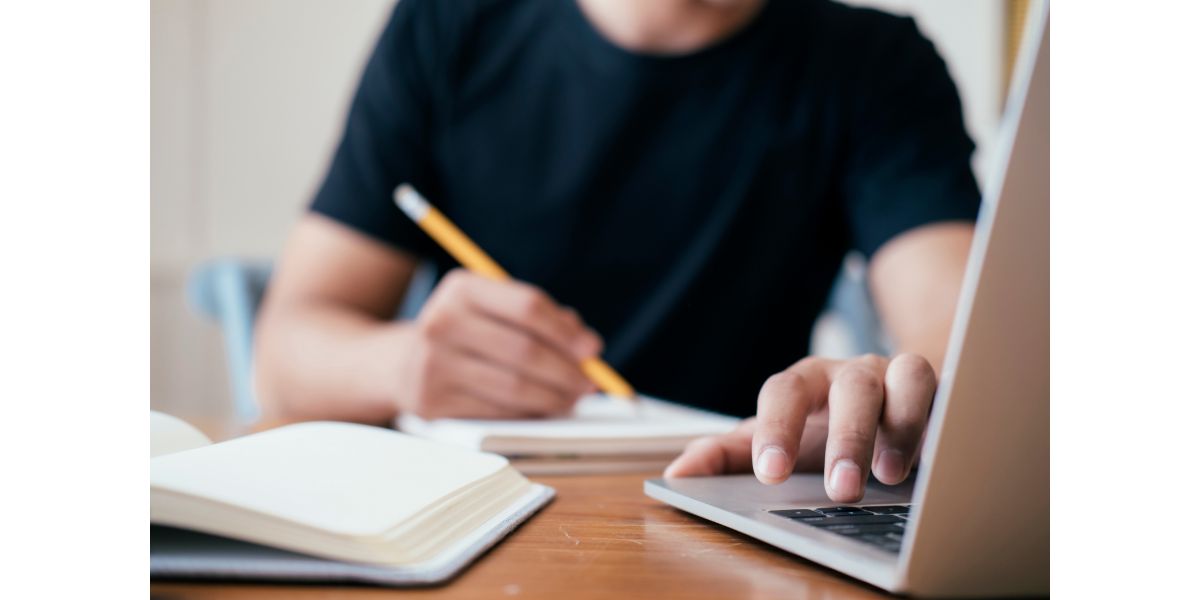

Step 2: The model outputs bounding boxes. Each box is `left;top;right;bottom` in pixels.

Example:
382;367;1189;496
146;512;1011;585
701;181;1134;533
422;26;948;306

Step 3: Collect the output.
664;353;937;502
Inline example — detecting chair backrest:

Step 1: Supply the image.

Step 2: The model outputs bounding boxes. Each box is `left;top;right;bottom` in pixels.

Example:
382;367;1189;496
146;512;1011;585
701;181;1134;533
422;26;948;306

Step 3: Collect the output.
186;259;274;423
824;253;891;358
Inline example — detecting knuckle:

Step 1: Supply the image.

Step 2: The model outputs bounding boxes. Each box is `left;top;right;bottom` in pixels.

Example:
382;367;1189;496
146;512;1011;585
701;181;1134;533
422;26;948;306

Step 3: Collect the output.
425;278;465;313
416;310;451;340
833;365;883;397
443;268;470;288
510;334;539;361
757;412;791;430
755;412;802;441
562;307;583;327
857;353;889;372
438;270;477;300
888;353;936;385
829;427;875;450
430;274;459;301
795;356;825;371
762;371;805;397
513;287;551;321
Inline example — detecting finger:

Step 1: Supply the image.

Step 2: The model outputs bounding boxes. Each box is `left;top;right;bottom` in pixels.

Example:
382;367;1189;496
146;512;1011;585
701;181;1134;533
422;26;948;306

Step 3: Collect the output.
561;307;604;353
824;355;888;502
443;349;577;417
452;272;602;359
439;313;592;398
751;360;829;484
873;353;936;484
664;419;756;477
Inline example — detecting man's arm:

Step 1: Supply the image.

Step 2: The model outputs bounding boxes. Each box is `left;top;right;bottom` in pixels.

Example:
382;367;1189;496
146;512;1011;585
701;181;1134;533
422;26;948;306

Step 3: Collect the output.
664;221;973;501
255;215;419;424
869;221;974;372
254;214;603;424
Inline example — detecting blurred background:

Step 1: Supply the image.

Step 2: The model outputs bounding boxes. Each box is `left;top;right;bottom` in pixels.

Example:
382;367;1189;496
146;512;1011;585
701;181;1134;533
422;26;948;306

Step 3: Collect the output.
151;0;1026;425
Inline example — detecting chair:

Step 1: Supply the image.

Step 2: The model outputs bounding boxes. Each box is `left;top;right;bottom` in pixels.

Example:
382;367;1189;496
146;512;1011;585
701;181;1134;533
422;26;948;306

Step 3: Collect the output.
186;258;436;423
186;259;273;424
186;256;884;423
824;253;892;359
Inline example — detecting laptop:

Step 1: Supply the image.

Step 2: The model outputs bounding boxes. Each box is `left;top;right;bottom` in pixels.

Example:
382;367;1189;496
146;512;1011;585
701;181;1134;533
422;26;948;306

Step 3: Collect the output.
644;5;1049;597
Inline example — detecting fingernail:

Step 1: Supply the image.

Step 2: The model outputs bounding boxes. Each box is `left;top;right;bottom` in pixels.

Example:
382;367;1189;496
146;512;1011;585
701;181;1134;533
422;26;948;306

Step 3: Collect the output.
756;446;789;481
830;459;862;498
876;449;906;482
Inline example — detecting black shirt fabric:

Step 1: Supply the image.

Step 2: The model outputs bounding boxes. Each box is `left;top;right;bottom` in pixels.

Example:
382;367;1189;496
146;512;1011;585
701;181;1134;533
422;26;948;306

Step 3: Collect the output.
311;0;981;417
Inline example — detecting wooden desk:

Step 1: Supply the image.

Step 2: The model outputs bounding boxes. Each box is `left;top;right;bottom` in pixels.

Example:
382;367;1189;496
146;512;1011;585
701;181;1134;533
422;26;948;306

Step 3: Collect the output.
152;471;893;599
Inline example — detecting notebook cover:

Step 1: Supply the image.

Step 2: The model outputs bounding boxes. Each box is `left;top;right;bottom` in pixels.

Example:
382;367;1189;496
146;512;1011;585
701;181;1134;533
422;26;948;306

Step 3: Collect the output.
150;483;554;587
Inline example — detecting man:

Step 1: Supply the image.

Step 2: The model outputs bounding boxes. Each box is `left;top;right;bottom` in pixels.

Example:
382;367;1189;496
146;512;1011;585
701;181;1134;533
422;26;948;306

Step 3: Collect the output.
255;0;978;503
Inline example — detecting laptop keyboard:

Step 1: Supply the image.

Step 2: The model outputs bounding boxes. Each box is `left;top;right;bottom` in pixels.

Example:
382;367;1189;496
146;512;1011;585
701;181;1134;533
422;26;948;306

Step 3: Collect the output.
768;505;913;553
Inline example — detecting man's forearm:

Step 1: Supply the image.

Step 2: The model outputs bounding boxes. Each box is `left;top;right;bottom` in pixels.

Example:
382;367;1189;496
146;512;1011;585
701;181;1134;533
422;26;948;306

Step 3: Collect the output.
869;222;974;376
255;304;411;424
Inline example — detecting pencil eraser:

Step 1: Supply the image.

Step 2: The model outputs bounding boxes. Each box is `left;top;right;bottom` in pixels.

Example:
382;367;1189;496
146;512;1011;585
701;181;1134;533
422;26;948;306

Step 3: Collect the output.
394;184;428;220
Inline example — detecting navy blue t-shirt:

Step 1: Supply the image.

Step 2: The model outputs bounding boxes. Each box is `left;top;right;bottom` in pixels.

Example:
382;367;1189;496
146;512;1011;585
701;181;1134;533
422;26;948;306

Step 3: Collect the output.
311;0;980;416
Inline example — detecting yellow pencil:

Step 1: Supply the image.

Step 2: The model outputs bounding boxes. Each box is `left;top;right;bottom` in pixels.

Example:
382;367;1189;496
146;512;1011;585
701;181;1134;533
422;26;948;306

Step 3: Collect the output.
394;184;637;401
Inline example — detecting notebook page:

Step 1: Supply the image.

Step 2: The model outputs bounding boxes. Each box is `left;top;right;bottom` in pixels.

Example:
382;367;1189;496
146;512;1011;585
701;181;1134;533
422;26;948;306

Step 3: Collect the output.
398;394;738;444
151;411;213;458
151;422;510;537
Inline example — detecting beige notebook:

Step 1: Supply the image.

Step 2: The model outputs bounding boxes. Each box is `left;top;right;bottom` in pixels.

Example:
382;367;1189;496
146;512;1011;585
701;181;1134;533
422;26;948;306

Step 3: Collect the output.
150;412;553;585
397;394;740;474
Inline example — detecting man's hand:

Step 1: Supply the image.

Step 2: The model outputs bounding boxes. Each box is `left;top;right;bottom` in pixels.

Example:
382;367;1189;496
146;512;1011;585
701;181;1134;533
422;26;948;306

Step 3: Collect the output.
664;353;937;502
392;269;602;419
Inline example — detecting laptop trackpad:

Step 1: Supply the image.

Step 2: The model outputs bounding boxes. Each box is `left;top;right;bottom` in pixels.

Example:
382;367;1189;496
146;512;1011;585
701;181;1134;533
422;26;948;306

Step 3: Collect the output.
649;473;914;513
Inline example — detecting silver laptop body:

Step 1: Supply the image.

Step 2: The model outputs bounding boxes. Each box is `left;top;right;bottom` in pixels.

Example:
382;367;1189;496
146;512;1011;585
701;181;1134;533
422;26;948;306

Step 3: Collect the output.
645;5;1049;597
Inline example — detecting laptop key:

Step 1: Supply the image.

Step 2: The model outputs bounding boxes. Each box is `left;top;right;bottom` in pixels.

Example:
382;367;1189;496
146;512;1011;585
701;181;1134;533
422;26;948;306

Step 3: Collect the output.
821;523;906;536
816;506;871;515
768;509;826;520
862;505;910;515
858;535;903;552
806;515;904;527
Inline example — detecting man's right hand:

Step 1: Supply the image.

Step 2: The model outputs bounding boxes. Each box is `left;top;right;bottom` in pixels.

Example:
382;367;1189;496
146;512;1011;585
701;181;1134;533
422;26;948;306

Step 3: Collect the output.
391;269;602;419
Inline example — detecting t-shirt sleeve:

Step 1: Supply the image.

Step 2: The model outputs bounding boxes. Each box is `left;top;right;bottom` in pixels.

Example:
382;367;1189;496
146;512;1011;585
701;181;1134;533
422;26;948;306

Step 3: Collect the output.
842;16;982;259
309;0;441;258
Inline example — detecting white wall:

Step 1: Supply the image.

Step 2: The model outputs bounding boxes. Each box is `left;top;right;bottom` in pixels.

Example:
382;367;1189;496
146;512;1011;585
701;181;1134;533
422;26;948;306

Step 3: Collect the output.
150;0;1005;420
151;0;395;421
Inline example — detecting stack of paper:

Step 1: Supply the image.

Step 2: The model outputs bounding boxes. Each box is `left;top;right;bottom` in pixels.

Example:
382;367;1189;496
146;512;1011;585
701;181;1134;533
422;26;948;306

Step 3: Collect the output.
397;394;740;475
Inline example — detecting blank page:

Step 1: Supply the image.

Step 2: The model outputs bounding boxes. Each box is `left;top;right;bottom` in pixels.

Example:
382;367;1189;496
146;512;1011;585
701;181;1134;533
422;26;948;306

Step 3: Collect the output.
398;395;738;449
151;422;510;537
151;411;213;458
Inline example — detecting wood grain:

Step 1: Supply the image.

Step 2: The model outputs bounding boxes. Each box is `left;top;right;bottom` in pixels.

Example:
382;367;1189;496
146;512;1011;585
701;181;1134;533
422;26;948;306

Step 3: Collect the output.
151;472;894;599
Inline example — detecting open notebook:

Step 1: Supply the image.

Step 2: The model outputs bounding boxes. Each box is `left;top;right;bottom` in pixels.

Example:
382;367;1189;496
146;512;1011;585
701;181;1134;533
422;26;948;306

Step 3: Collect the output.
150;412;553;586
397;394;740;474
